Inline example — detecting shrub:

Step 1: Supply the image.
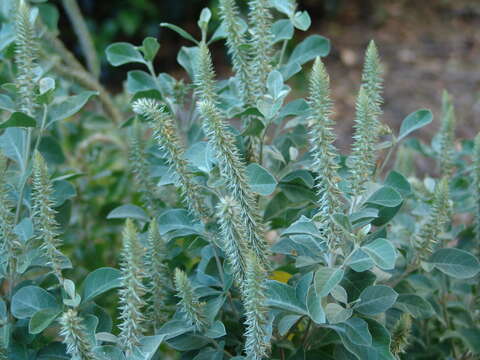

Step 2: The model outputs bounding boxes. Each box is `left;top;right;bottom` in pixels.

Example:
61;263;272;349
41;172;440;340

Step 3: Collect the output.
0;0;479;359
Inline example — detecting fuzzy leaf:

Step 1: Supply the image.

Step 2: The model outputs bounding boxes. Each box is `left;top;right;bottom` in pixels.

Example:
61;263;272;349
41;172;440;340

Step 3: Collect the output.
48;91;98;125
354;285;398;315
246;163;277;196
272;19;294;44
160;23;198;44
28;308;62;334
127;70;157;94
0;112;36;128
11;286;60;319
106;42;146;66
398;109;433;141
395;294;435;319
287;35;330;69
365;186;403;208
428;248;480;279
82;267;122;303
266;280;307;315
362;238;396;270
314;267;344;297
107;204;149;222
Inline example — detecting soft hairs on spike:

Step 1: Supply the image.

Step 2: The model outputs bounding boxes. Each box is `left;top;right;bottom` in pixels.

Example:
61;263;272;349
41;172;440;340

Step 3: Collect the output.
219;0;254;105
390;313;412;357
14;0;38;115
349;86;379;196
59;309;97;360
132;98;211;221
439;90;456;176
474;133;480;244
307;57;343;250
145;221;171;330
248;0;273;97
118;219;147;353
414;177;451;259
128;121;161;216
243;253;270;360
217;196;249;285
197;100;270;269
195;42;270;269
0;153;20;282
174;268;208;332
32;151;65;282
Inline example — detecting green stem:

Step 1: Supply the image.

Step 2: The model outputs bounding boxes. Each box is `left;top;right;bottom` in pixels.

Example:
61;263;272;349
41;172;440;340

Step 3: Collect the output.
278;39;288;67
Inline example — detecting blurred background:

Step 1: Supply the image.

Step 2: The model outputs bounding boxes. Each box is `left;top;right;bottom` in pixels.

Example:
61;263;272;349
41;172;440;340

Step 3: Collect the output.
55;0;480;149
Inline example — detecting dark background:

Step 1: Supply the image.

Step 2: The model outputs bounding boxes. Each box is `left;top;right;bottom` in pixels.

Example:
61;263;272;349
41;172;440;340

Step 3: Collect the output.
56;0;480;149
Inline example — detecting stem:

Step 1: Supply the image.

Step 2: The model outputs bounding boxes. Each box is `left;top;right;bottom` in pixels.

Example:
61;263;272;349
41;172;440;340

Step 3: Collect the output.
34;104;48;153
377;138;396;178
61;0;100;78
278;39;288;67
301;319;313;348
14;128;32;225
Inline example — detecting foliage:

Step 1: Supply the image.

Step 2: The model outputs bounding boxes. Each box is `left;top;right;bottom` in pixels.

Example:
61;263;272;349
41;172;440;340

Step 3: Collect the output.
0;0;479;359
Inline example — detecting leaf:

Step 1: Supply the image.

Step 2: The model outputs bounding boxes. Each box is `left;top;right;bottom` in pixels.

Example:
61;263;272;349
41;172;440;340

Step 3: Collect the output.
336;318;372;346
106;42;146;66
287;35;330;68
13;217;34;243
306;286;326;324
177;46;200;80
281;215;322;238
362;238;396;270
107;204;149;222
204;320;226;339
157;209;203;237
292;11;311;31
384;171;411;197
0;94;15;112
141;37;160;62
394;294;434;319
398;109;433;141
266;280;307;315
354;285;398;315
94;346;127;360
341;269;377;302
29;308;62;334
82;267;122;303
314;267;344;297
11;286;59;319
48;91;98;125
0;127;26;168
347;248;375;272
160;23;198;44
270;0;295;15
131;335;166;360
0;112;36;128
246;163;277;196
53;180;77;207
126;70;157;94
428;248;480;279
325;303;353;324
272;19;294;44
365;186;403;208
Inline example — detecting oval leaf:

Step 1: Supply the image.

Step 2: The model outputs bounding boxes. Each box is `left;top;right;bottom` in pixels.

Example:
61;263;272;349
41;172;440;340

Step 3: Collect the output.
246;163;277;196
354;285;398;315
398;109;433;141
29;308;62;334
362;238;396;270
365;186;402;208
12;286;59;319
107;204;149;222
428;248;480;279
82;267;122;303
314;267;344;297
0;112;36;129
106;42;146;66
